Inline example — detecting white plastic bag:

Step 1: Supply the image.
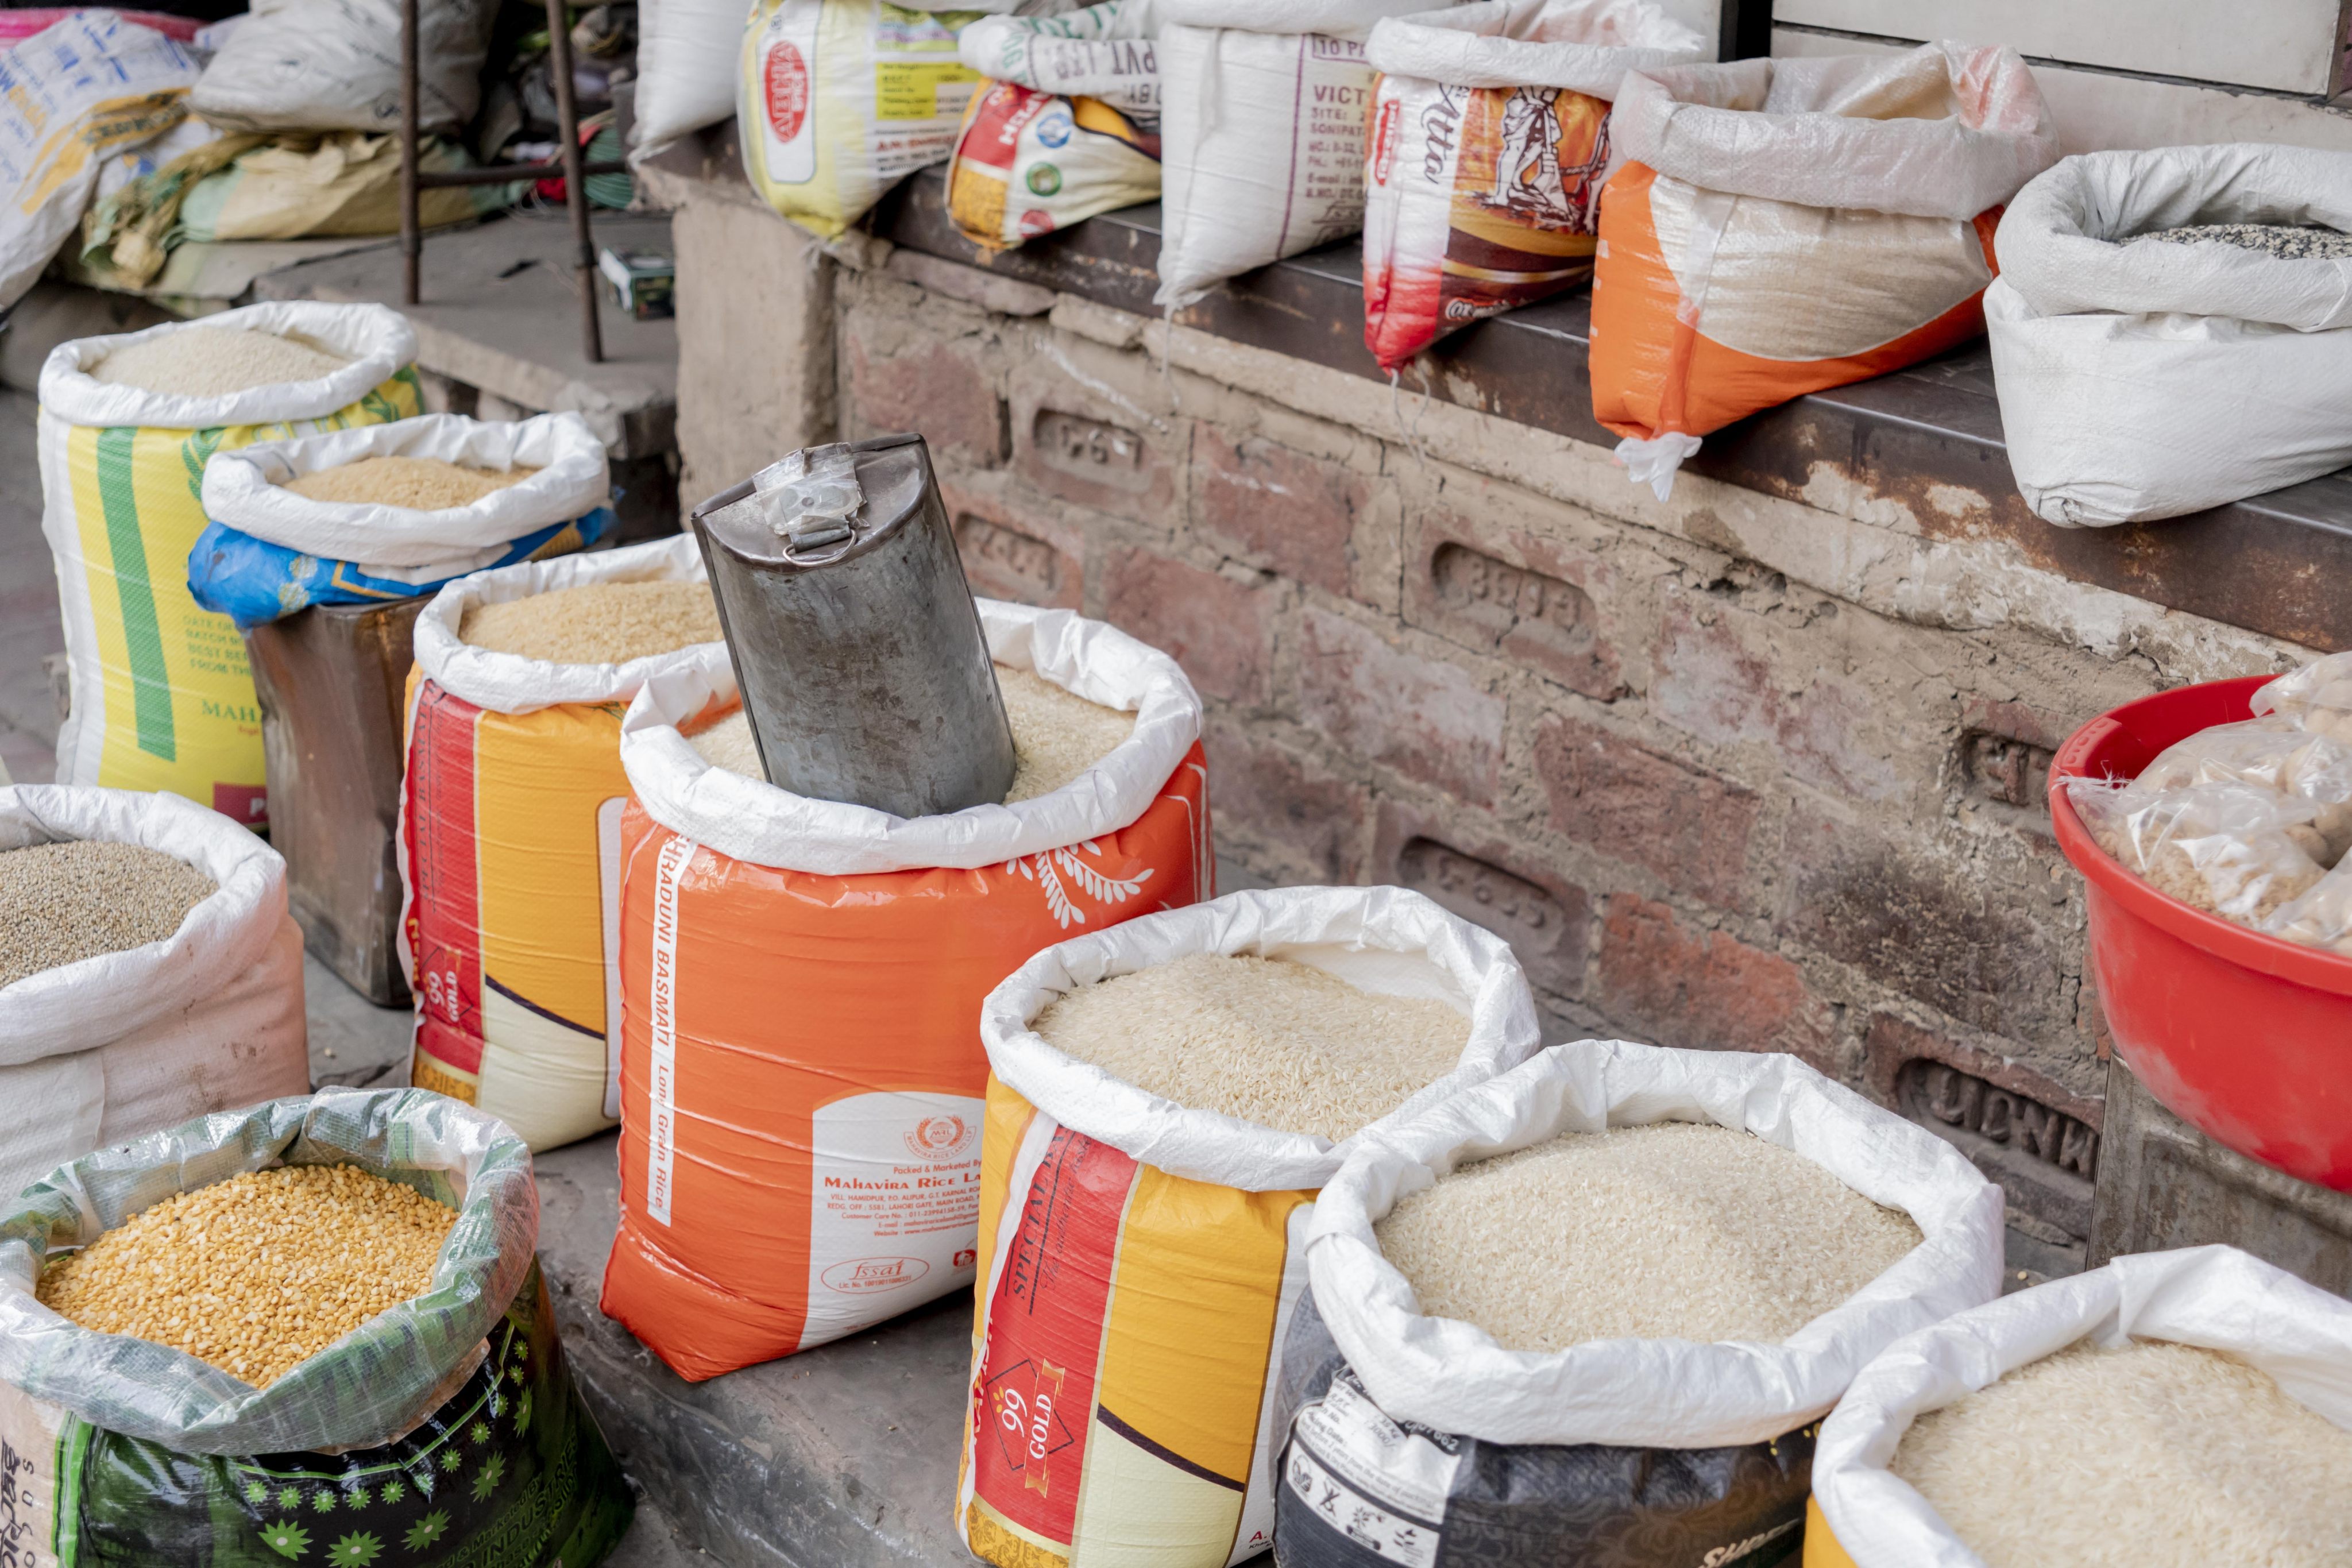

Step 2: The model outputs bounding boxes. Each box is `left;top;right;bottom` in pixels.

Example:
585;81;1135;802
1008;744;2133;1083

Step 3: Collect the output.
1153;0;1438;307
1360;0;1703;370
0;785;308;1204
0;14;203;311
959;886;1543;1568
2255;647;2352;744
635;0;773;155
1988;144;2352;527
1810;1245;2352;1567
191;0;494;134
959;0;1162;116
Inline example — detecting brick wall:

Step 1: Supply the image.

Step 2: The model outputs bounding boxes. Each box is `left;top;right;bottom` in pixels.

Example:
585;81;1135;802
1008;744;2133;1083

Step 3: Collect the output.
671;181;2311;1277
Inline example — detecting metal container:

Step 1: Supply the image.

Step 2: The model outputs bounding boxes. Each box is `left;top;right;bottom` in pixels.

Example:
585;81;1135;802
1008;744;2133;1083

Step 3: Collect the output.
689;431;1018;817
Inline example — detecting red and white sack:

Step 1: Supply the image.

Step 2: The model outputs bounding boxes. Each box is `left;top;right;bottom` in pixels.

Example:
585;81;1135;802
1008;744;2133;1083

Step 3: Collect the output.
1360;0;1702;371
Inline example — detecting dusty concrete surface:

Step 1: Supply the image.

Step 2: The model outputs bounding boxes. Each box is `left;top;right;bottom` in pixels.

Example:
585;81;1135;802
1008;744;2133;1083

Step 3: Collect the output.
0;387;59;786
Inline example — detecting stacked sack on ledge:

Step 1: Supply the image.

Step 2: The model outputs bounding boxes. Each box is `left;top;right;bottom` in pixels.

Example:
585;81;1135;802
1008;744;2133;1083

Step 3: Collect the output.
1589;44;2058;498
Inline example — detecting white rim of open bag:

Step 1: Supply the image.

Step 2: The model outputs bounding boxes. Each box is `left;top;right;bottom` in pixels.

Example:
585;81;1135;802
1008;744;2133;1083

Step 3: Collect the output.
1303;1039;2006;1447
0;785;288;1059
1366;0;1705;96
199;412;611;570
1810;1244;2352;1566
1155;0;1438;40
618;599;1204;875
979;885;1544;1191
37;300;418;430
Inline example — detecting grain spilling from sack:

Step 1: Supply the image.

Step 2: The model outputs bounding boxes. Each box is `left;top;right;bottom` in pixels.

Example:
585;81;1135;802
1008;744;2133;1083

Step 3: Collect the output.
1032;952;1469;1140
90;327;351;397
0;840;217;988
36;1164;457;1387
688;664;1137;802
1376;1122;1921;1350
2134;223;2352;261
282;455;540;511
458;579;722;665
1891;1339;2352;1568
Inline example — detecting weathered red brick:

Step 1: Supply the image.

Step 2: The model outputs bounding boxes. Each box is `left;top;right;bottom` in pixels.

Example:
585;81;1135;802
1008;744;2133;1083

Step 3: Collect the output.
1102;549;1273;705
944;488;1083;609
1405;516;1625;701
1596;894;1839;1073
1203;719;1369;884
1016;394;1184;524
1191;427;1360;598
844;329;1004;464
1534;715;1758;909
1373;801;1589;998
1297;607;1504;807
1862;1014;2104;1131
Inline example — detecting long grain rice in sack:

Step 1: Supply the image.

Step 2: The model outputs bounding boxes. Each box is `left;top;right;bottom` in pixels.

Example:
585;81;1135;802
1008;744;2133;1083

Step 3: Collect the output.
1358;0;1703;372
960;886;1542;1568
0;785;308;1203
1808;1245;2352;1568
399;538;724;1155
1589;47;2057;499
0;1091;632;1568
1277;1040;2001;1568
598;603;1214;1381
38;302;422;824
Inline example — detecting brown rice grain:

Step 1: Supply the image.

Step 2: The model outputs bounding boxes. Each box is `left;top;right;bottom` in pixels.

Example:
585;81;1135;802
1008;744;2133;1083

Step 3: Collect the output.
457;579;721;664
283;455;540;511
0;840;217;988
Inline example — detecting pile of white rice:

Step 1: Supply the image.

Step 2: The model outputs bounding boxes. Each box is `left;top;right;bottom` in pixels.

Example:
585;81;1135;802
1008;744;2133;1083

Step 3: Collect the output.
92;327;350;398
1892;1339;2352;1567
689;663;1134;804
1374;1122;1921;1350
1032;952;1469;1141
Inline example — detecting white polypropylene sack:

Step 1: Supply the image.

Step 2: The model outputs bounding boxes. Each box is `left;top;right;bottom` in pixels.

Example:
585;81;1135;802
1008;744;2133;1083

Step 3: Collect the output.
1812;1245;2352;1567
0;785;308;1204
0;13;202;311
191;0;495;134
39;300;418;434
1306;1039;2005;1447
959;0;1163;117
200;412;613;578
634;0;770;155
1987;144;2352;527
1153;0;1440;307
620;600;1203;874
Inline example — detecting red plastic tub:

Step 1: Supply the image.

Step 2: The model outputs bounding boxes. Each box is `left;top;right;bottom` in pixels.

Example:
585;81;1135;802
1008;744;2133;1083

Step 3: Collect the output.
2051;675;2352;1192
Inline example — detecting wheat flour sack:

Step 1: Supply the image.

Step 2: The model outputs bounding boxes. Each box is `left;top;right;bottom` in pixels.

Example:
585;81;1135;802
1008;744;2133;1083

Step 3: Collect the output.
1359;0;1702;372
1153;0;1444;308
1988;144;2352;527
1807;1246;2352;1568
1280;1041;2002;1568
1589;45;2057;499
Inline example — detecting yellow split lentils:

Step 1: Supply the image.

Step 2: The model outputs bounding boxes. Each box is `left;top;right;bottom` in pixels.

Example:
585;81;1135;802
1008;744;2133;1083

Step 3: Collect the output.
36;1165;457;1386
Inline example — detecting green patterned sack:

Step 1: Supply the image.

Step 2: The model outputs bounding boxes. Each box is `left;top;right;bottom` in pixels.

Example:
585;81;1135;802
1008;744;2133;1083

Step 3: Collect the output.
0;1090;632;1567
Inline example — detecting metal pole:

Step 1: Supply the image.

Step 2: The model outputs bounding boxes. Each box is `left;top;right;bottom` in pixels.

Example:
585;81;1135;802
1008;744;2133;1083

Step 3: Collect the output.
543;0;604;365
400;0;421;304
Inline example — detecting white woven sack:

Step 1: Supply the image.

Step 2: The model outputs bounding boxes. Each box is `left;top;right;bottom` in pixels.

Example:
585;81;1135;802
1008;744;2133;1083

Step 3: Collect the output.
1987;144;2352;527
1306;1039;2004;1448
1366;0;1698;92
981;885;1543;1190
190;0;494;133
38;301;418;434
201;412;612;580
0;786;307;1203
620;600;1203;875
1153;0;1443;307
1812;1245;2352;1566
634;0;767;155
959;1;1164;118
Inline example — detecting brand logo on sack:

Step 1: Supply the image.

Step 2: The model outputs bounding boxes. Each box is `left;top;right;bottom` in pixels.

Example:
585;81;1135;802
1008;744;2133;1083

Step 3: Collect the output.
1700;1518;1801;1567
906;1115;974;1159
987;1357;1077;1496
1373;98;1401;184
764;41;810;142
821;1256;931;1294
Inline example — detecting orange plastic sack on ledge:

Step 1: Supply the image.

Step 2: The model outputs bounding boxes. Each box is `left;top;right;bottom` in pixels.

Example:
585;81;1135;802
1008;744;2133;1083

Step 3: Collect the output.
598;603;1212;1381
1588;45;2056;499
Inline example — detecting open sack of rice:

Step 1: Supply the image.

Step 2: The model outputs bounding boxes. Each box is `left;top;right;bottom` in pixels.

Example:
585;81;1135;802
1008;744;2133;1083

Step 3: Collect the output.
1989;144;2352;527
1283;1039;2002;1568
189;412;614;630
0;1090;632;1566
400;536;725;1154
1808;1244;2352;1568
1360;0;1704;373
1589;45;2057;499
0;785;307;1203
599;602;1211;1381
38;302;422;825
958;886;1542;1568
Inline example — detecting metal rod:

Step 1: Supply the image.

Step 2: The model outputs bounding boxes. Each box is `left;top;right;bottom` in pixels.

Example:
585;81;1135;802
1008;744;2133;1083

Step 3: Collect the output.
543;0;603;365
415;160;628;188
400;0;421;304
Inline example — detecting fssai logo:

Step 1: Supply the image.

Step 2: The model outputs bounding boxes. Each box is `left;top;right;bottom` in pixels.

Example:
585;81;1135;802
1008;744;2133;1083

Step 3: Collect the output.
905;1114;975;1160
821;1256;931;1294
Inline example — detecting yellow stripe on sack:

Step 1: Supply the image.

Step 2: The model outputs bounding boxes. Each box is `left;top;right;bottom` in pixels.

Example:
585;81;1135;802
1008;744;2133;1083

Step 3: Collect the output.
967;1498;1072;1568
1803;1497;1859;1568
411;1052;481;1104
